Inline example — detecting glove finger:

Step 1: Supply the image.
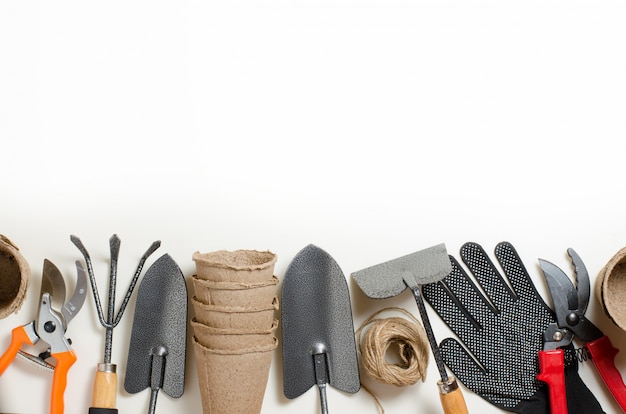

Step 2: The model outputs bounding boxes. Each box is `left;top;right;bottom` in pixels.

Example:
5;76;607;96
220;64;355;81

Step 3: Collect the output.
442;338;545;413
439;337;488;392
460;242;516;311
494;242;551;311
423;258;494;346
443;255;497;325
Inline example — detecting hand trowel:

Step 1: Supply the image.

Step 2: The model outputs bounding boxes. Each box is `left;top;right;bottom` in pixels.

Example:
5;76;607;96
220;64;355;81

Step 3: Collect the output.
281;244;360;414
351;243;469;414
124;254;188;414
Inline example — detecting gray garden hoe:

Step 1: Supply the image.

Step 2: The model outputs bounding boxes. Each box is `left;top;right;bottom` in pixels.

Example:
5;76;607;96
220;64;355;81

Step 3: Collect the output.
351;243;469;414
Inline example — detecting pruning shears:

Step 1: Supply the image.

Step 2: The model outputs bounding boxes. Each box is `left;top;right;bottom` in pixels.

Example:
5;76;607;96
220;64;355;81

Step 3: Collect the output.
537;248;626;413
0;259;87;414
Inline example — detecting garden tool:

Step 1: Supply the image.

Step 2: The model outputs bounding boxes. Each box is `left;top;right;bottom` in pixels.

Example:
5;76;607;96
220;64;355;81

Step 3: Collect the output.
351;243;468;414
539;248;626;412
124;254;188;414
422;242;604;414
0;259;87;414
71;234;161;414
281;244;360;414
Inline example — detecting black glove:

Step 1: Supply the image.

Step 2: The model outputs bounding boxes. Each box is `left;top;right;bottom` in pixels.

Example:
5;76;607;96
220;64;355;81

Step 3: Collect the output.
422;241;604;414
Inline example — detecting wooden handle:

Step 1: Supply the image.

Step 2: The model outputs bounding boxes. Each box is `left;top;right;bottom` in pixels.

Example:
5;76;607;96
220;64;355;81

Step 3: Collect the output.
439;377;469;414
91;364;118;410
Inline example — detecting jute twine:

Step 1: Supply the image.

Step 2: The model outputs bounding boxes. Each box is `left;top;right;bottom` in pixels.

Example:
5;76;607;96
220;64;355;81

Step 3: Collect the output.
355;307;430;413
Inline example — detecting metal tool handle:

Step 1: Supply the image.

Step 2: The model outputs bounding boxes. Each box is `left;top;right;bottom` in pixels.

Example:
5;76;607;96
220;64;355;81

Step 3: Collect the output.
50;350;77;414
411;286;470;414
0;324;36;375
317;383;329;414
537;349;568;414
314;353;330;414
438;376;469;414
587;336;626;411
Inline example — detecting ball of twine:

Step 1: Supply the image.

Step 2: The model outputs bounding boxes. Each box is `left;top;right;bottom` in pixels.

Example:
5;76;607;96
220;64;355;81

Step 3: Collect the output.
356;307;430;387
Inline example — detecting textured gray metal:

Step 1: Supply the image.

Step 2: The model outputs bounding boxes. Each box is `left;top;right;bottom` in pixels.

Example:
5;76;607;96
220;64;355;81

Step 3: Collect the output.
351;243;451;299
281;244;360;405
351;243;453;382
124;254;188;413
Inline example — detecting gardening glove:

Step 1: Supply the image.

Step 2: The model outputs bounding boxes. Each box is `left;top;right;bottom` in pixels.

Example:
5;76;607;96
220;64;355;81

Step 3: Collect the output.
422;241;604;414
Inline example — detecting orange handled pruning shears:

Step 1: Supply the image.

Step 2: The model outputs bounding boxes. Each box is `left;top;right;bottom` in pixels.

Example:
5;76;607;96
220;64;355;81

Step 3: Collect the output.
0;259;87;414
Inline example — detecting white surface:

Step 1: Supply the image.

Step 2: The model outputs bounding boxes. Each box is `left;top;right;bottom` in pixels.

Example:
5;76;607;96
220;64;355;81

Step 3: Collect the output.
1;1;626;413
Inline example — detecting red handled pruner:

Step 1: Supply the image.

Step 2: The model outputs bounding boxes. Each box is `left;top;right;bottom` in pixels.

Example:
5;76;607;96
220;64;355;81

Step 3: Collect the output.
0;259;87;414
537;248;626;413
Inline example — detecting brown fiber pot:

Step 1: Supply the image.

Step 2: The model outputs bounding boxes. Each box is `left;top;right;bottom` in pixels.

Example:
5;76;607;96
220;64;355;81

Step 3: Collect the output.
192;275;279;308
596;247;626;331
192;250;277;283
0;235;31;319
191;296;279;330
191;318;278;350
193;337;277;414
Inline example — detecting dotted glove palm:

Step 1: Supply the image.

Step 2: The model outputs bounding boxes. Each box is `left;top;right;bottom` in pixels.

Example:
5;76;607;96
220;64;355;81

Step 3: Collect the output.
422;242;603;414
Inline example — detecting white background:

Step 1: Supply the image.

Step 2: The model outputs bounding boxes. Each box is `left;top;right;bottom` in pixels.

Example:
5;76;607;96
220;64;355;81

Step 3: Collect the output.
1;1;626;413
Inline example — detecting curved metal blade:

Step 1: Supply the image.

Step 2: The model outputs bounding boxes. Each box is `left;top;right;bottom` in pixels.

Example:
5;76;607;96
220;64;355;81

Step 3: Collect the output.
61;261;88;326
281;244;360;400
41;259;66;315
567;248;590;315
538;258;578;321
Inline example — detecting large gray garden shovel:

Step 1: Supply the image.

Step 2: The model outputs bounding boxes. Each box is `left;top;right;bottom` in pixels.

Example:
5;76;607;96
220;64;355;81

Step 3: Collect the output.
281;244;360;414
124;254;188;414
351;243;469;414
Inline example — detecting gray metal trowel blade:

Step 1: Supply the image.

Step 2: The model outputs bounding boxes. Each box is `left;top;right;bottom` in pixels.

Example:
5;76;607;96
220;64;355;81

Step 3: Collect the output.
281;244;360;400
124;254;188;400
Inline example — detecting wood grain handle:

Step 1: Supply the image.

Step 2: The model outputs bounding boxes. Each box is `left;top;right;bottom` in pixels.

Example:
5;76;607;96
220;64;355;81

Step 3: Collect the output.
90;364;118;412
439;377;469;414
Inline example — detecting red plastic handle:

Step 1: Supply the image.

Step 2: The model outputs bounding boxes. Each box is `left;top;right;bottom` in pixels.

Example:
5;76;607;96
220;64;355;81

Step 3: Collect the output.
537;349;568;414
50;350;77;414
0;325;35;375
587;335;626;411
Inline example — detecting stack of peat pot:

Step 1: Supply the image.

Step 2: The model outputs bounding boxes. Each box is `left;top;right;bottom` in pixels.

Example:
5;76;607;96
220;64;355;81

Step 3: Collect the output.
191;249;279;414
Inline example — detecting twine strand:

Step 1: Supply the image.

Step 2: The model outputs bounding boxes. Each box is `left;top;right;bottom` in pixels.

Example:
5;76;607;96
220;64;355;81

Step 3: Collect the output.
355;307;430;413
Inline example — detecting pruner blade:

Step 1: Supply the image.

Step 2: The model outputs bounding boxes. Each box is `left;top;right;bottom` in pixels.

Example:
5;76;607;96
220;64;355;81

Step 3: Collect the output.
41;259;66;314
61;261;88;327
567;248;590;315
538;257;579;321
539;249;603;342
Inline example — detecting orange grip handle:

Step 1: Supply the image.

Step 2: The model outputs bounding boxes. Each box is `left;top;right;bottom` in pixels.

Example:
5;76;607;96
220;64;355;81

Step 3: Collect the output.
50;350;77;414
0;325;35;375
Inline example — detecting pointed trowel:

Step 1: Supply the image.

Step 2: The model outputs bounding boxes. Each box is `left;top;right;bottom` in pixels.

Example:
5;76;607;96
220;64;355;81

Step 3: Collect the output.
351;243;469;414
124;254;188;414
281;244;360;414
